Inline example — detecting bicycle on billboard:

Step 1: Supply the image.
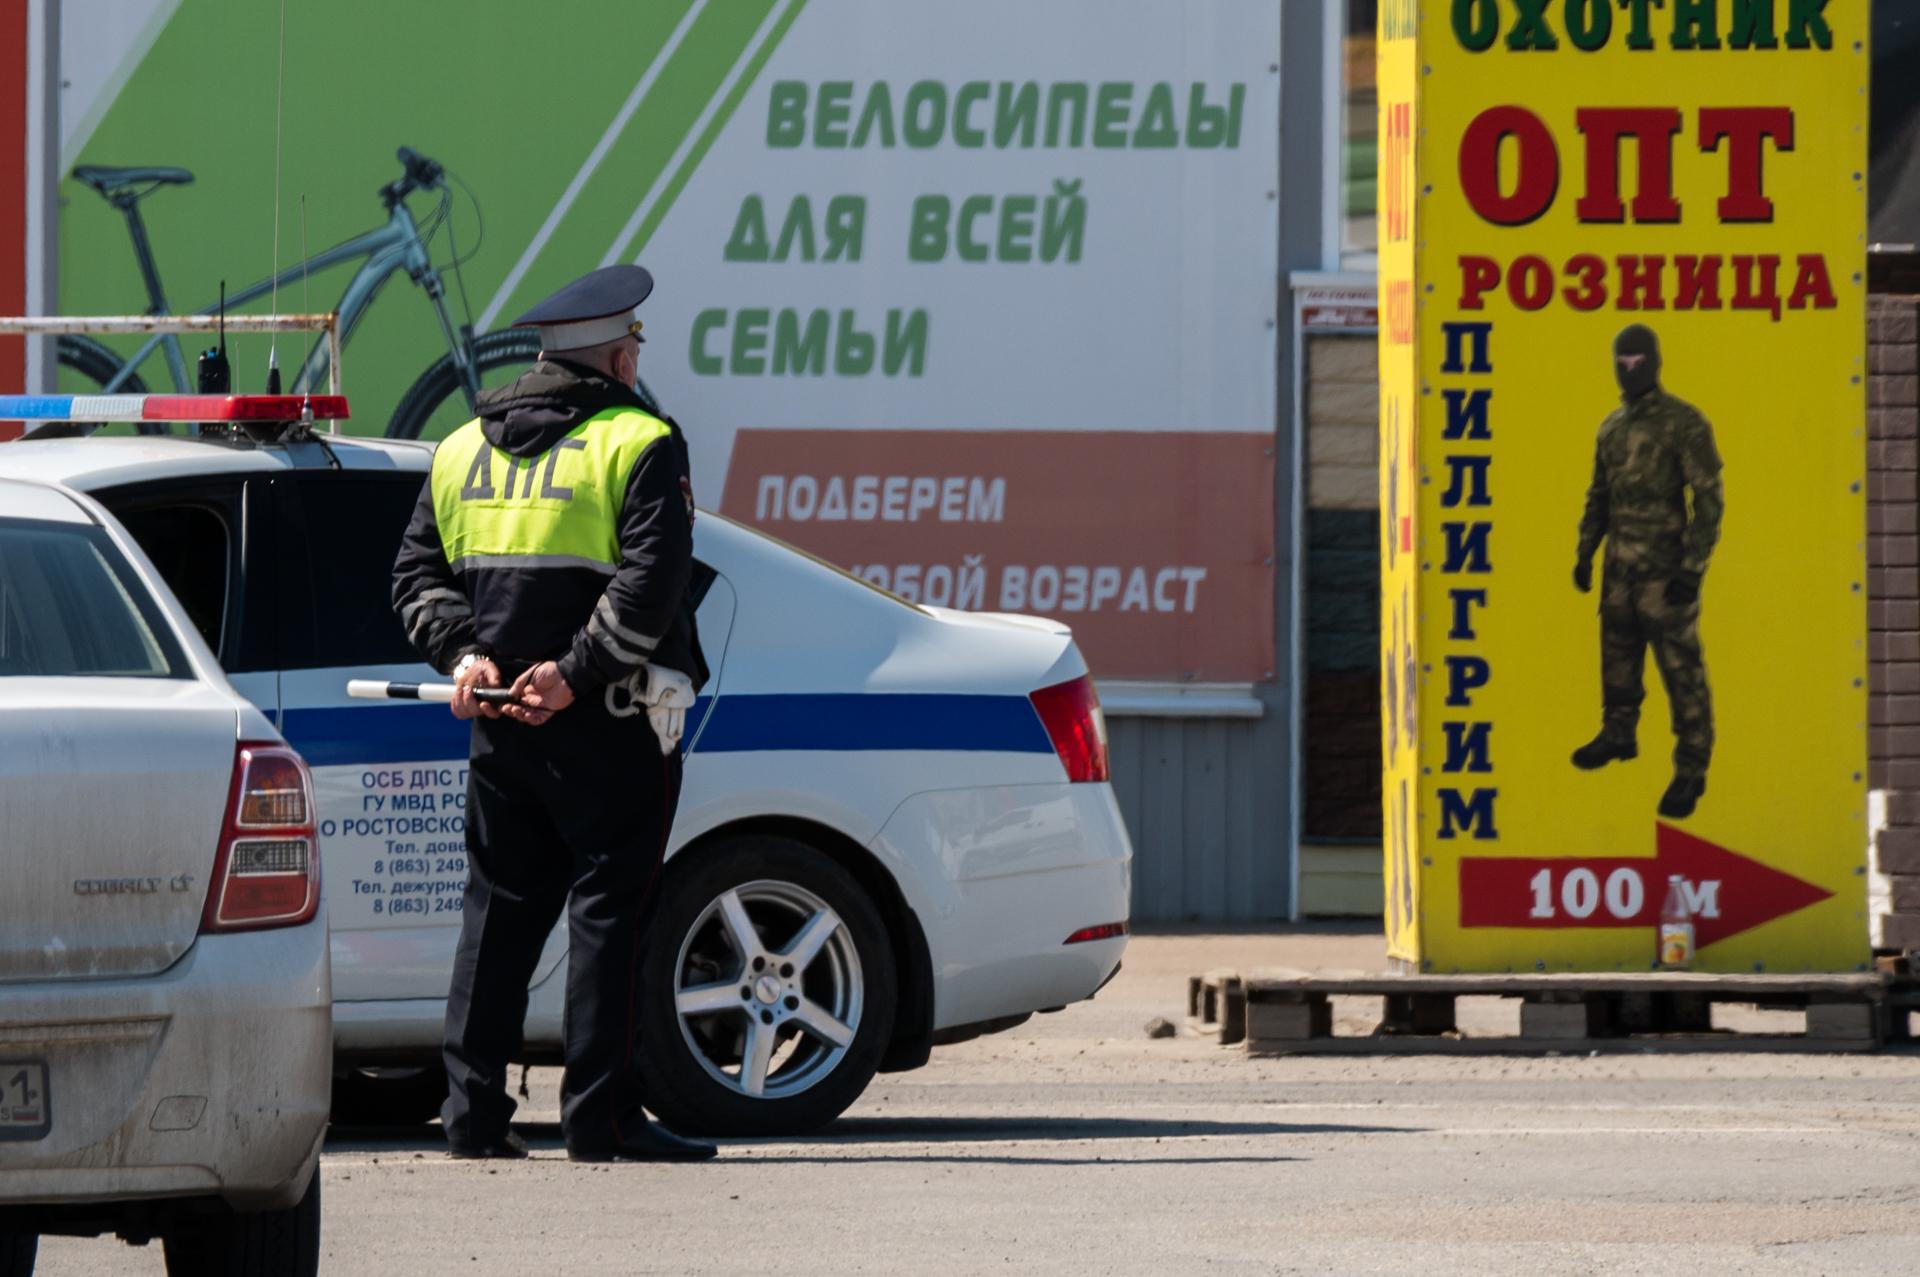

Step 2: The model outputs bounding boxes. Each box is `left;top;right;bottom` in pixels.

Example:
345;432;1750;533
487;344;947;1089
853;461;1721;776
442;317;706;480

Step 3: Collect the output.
58;146;644;439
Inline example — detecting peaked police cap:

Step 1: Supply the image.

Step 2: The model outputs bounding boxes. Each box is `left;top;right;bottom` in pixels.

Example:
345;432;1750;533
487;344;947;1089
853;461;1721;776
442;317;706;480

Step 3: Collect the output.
513;265;656;351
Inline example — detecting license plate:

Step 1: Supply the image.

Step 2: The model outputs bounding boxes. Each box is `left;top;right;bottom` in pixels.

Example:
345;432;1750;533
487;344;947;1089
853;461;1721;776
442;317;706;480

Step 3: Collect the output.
0;1061;50;1141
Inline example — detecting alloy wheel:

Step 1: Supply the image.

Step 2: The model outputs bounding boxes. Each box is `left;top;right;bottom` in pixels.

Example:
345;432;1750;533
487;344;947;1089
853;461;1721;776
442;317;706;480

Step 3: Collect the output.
672;878;863;1099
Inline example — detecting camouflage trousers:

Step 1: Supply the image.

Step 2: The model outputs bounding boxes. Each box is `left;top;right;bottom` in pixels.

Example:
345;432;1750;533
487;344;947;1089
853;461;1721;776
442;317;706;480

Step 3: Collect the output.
1597;568;1713;777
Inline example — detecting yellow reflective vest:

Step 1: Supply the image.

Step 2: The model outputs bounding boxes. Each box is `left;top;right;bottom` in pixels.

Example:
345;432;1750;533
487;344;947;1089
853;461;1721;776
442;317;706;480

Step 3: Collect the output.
430;407;673;574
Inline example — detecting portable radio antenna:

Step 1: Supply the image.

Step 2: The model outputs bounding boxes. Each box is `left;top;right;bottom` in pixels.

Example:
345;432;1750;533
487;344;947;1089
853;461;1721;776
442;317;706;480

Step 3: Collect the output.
193;279;231;404
264;0;288;394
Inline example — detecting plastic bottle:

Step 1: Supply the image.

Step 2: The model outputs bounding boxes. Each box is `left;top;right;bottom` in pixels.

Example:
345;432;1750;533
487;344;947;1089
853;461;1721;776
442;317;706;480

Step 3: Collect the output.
1658;874;1694;970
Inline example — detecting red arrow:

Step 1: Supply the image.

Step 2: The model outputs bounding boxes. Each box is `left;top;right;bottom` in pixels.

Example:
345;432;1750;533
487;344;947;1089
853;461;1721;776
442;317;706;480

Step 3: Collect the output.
1460;824;1832;948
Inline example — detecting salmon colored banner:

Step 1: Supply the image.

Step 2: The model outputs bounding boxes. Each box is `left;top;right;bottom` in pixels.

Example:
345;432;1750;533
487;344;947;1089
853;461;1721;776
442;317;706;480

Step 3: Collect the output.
719;429;1276;682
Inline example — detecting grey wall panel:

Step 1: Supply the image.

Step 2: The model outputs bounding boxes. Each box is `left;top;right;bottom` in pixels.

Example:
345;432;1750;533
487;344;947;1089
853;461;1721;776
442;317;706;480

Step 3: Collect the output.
1192;719;1230;911
1140;722;1185;917
1110;716;1144;842
1108;716;1291;923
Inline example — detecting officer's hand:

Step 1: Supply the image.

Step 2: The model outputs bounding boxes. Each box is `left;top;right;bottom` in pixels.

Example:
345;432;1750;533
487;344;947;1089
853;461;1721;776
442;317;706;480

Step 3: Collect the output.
452;657;504;721
1573;560;1593;594
505;660;574;726
1664;573;1701;607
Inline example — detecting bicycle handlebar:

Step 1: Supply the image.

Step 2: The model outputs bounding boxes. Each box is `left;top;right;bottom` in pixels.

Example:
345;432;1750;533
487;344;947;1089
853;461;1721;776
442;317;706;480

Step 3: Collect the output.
379;145;445;210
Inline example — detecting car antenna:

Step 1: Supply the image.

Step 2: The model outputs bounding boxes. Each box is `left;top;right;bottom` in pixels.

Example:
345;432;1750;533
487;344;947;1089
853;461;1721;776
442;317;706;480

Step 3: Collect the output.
263;0;286;396
296;193;339;467
299;194;316;428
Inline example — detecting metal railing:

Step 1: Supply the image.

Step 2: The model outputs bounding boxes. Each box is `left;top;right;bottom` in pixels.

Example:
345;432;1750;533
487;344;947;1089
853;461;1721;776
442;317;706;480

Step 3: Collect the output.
0;313;344;394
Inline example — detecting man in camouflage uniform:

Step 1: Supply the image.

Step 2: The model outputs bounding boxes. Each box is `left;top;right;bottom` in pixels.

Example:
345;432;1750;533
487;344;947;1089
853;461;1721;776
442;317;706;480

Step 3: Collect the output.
1571;324;1723;820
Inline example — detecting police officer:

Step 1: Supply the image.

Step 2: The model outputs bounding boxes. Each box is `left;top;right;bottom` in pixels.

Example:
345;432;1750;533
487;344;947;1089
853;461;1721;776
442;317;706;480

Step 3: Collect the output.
1571;323;1724;820
392;264;716;1162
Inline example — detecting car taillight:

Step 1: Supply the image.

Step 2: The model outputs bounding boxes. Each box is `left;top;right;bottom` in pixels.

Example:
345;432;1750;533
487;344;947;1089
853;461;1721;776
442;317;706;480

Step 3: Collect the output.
1029;674;1109;783
201;742;320;933
1064;922;1129;944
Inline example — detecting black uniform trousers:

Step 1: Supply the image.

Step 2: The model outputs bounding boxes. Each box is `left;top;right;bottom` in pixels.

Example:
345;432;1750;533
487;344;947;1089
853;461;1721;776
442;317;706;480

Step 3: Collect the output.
441;695;681;1153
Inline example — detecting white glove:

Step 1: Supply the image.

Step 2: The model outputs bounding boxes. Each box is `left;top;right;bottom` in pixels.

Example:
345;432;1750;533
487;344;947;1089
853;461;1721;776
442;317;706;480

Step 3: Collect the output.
603;665;696;753
639;666;696;755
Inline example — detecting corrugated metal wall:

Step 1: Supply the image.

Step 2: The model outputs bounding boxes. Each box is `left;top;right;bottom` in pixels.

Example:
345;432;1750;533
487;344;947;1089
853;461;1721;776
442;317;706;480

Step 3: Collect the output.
1108;715;1291;923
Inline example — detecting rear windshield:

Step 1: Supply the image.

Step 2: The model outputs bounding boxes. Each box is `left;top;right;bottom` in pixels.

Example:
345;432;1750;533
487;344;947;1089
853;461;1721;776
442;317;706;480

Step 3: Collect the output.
703;511;927;615
0;520;188;678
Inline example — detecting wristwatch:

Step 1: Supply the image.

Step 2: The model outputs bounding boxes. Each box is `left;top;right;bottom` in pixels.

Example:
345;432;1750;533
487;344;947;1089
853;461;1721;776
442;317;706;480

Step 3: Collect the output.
452;652;484;681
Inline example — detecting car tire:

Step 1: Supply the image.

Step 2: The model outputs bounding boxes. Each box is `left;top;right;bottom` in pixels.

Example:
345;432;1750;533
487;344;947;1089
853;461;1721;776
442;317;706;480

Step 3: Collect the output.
330;1063;448;1128
635;835;896;1137
161;1166;320;1277
0;1232;36;1277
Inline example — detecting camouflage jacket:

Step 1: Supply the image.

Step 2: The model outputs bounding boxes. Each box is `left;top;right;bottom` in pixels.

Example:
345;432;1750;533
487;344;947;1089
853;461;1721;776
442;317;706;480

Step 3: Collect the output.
1575;387;1723;578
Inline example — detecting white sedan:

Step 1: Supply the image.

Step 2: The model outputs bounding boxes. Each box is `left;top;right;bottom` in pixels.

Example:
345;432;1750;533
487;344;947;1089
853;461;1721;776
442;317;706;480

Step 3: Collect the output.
0;419;1132;1136
0;476;328;1273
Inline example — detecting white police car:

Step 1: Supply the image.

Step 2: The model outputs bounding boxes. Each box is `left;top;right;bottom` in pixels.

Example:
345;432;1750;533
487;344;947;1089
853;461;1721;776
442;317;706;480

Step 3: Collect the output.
0;400;1131;1137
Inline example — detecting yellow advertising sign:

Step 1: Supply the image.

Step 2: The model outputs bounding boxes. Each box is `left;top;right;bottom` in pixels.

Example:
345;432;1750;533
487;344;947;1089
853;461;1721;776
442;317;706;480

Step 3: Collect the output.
1379;0;1869;972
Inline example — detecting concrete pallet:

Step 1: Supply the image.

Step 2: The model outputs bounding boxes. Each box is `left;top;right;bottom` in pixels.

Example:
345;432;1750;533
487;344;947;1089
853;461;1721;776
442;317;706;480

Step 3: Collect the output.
1887;988;1920;1044
1186;967;1913;1057
1185;968;1244;1045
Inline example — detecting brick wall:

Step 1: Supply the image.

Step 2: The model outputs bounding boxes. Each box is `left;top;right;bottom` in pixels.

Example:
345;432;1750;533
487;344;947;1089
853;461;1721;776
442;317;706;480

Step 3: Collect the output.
1869;292;1920;952
1305;333;1379;511
1301;333;1383;844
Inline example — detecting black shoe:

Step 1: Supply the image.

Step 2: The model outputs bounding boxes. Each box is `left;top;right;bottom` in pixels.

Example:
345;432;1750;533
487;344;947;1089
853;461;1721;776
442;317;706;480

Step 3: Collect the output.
1659;774;1706;820
448;1130;529;1160
568;1121;717;1163
1571;733;1638;770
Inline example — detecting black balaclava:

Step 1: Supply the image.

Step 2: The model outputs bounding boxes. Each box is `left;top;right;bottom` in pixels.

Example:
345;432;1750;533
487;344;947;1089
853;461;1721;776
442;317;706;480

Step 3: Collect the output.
1613;324;1661;399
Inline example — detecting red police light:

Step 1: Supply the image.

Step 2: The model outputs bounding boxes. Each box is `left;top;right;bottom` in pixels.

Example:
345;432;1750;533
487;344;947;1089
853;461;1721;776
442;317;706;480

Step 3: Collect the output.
143;395;351;421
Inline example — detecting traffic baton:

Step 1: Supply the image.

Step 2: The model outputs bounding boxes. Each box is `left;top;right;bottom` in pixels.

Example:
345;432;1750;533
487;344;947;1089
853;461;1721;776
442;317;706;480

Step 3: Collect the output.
346;679;520;706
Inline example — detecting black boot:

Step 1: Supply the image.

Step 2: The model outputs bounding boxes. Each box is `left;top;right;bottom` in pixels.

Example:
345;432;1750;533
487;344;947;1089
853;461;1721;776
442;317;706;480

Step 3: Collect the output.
448;1130;529;1161
1658;773;1706;820
568;1120;717;1163
1571;731;1637;770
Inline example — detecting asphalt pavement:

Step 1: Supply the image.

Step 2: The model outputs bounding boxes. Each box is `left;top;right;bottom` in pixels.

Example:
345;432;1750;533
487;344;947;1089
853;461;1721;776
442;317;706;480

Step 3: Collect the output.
34;928;1920;1274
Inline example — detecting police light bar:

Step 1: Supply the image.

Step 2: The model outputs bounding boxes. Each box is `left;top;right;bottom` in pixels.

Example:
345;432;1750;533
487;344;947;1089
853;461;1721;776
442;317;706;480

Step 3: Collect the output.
0;394;350;423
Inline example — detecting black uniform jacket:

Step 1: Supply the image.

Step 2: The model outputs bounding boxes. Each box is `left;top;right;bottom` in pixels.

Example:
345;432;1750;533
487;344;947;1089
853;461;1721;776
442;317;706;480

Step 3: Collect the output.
391;359;707;695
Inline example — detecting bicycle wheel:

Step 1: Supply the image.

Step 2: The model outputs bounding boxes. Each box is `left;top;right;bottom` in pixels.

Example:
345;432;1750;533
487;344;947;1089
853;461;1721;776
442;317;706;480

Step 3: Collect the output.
47;334;156;437
385;328;542;441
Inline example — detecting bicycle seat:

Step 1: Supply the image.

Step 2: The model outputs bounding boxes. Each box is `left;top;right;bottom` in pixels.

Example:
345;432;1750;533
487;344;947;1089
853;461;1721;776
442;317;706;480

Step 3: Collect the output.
72;165;194;201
